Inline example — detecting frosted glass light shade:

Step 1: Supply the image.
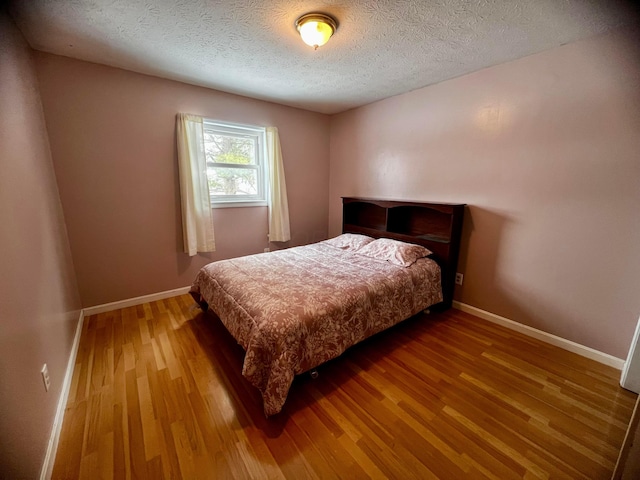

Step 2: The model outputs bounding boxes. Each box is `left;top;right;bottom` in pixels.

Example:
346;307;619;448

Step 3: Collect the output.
296;13;337;49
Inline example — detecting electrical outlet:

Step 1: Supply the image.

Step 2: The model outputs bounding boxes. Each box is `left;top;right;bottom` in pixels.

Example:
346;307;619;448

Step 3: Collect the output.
455;273;464;285
41;364;51;392
263;247;270;253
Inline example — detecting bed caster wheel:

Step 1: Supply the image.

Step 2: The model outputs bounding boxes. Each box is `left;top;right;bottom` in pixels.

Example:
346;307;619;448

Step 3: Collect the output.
310;369;319;379
424;308;431;314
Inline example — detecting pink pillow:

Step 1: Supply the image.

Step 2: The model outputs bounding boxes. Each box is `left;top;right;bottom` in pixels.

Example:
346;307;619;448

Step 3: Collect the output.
357;238;432;267
323;233;374;251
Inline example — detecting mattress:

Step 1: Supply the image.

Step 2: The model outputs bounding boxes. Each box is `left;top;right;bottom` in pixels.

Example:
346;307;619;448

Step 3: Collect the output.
190;240;442;416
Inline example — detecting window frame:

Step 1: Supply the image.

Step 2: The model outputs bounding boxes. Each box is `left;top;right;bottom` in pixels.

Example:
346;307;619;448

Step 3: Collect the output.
203;119;268;208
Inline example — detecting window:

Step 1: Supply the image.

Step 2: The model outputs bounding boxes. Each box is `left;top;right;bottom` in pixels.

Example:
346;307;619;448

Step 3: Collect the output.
203;120;267;207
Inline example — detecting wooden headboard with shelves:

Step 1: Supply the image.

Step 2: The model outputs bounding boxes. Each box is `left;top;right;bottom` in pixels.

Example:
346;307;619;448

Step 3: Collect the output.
342;197;465;310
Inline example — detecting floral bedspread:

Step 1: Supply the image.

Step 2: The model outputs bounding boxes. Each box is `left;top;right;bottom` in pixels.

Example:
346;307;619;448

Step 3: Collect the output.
189;241;442;416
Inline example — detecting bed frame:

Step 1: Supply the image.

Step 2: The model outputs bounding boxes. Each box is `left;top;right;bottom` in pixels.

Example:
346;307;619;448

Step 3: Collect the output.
342;197;465;310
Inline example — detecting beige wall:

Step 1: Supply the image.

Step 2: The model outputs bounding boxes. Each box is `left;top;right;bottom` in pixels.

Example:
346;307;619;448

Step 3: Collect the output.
329;28;640;359
0;13;81;479
34;53;330;307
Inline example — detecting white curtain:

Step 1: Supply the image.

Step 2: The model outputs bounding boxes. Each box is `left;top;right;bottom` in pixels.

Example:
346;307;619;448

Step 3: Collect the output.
266;127;291;242
176;113;215;256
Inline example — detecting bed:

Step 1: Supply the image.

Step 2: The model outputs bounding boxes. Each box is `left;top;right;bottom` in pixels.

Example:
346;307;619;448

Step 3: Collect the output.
190;197;465;415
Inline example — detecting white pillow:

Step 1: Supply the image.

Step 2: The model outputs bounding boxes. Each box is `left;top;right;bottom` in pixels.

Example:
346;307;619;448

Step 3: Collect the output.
323;233;374;251
356;238;432;267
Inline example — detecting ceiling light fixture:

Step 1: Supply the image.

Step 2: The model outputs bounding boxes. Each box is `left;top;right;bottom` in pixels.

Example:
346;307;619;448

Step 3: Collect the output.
295;13;337;50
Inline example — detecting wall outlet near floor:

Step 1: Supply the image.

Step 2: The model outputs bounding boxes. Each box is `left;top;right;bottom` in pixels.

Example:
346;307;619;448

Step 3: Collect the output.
41;364;51;392
455;273;464;285
263;247;270;253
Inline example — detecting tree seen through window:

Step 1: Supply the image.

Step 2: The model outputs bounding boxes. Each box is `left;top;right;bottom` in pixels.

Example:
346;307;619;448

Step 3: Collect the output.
205;133;258;196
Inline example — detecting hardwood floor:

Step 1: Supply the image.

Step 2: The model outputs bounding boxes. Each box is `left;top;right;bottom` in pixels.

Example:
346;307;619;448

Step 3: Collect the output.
52;294;637;479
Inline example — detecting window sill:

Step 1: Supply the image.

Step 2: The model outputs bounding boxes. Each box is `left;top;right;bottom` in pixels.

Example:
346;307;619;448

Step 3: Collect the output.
211;201;268;209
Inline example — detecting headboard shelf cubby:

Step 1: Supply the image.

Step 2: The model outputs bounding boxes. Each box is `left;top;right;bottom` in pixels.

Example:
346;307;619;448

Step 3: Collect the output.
342;197;465;309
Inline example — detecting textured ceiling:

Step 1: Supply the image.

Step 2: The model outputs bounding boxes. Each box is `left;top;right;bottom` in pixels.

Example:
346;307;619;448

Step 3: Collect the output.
9;0;638;114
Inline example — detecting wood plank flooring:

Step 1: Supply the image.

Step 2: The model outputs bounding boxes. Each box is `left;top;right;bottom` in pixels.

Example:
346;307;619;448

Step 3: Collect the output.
52;294;637;479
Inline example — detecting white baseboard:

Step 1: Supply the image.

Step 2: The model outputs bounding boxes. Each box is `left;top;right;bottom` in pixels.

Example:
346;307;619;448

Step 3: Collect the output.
40;309;85;480
453;301;625;370
82;286;192;316
85;292;625;368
